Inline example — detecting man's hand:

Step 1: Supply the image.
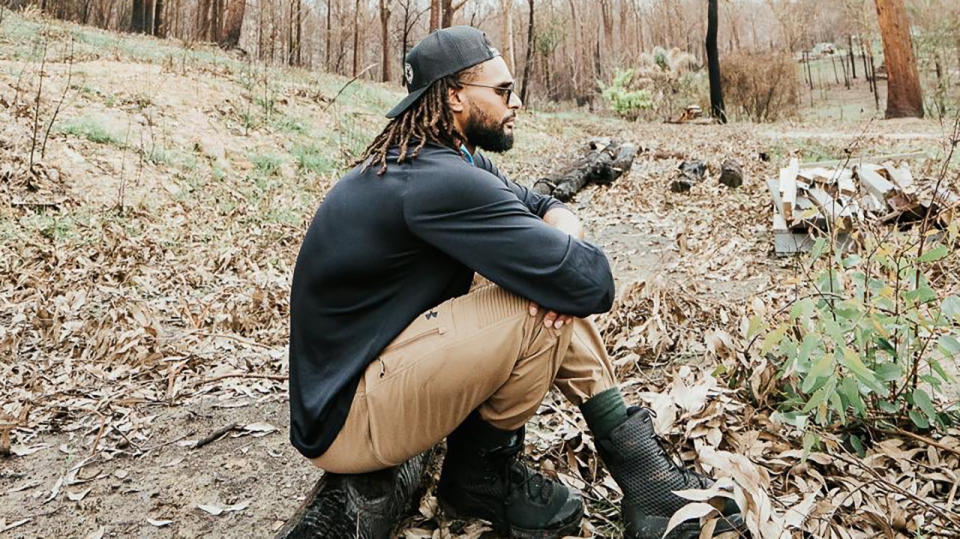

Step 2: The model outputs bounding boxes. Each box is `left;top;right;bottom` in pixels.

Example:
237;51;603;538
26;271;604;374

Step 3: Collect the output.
528;301;573;328
531;207;584;328
543;207;584;239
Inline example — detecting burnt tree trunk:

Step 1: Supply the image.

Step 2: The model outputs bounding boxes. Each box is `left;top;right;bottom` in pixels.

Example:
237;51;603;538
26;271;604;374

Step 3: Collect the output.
874;0;924;118
429;0;440;32
220;0;244;48
520;0;534;104
706;0;725;123
533;139;637;202
132;0;145;33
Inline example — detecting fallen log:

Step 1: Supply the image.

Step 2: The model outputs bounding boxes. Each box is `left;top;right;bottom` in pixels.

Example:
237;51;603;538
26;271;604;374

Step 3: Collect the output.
276;449;435;539
532;138;637;202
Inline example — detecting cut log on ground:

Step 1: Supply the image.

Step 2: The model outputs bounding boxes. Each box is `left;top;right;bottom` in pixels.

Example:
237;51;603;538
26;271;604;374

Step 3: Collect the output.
532;138;637;202
275;449;435;539
670;160;706;192
719;159;743;188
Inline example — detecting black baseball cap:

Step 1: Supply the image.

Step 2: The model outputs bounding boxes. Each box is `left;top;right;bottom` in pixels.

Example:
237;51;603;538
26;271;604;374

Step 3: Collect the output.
386;26;501;118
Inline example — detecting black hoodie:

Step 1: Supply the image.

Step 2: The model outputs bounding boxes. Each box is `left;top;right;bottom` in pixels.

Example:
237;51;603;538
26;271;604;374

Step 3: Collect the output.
288;143;615;458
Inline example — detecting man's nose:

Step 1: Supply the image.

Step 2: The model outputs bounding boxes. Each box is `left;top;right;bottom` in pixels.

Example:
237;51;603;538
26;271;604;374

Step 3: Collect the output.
508;90;522;109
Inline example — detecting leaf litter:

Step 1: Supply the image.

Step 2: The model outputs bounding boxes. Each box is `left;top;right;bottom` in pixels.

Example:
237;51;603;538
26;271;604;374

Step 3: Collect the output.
2;14;959;538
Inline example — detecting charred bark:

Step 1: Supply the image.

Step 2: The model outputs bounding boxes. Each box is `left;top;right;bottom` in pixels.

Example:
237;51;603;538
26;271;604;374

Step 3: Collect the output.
532;139;637;202
706;0;726;123
220;0;245;49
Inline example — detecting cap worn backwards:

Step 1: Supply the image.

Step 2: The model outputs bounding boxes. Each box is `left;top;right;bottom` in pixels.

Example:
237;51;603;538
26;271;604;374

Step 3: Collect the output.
386;26;501;119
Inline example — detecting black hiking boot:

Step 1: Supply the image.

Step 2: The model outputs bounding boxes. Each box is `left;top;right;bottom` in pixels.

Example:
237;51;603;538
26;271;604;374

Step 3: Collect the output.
436;413;584;539
597;407;746;539
275;449;435;539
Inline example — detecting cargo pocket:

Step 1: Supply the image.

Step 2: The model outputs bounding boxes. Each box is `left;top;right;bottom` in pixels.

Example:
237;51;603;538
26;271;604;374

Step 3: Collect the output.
364;305;451;467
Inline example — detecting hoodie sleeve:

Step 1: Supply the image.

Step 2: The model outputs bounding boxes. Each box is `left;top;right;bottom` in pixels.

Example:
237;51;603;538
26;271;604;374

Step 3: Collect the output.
402;164;614;317
473;152;568;218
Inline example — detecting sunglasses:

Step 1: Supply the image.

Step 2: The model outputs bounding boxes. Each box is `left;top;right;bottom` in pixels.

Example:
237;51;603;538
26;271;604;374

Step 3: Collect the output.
460;81;516;104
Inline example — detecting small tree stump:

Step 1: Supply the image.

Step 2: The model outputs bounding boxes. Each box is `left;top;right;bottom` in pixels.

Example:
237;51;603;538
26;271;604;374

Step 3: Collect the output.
670;160;706;192
532;138;637;202
719;159;743;188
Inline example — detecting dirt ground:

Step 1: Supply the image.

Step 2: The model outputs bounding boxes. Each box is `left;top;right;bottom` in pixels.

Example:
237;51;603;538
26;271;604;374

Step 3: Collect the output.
2;13;958;539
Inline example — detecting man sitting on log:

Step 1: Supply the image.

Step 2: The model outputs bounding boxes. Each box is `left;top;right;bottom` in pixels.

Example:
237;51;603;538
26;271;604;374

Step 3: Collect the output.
287;26;744;539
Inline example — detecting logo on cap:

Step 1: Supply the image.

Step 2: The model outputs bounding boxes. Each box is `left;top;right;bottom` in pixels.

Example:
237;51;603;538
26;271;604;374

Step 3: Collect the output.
404;63;414;85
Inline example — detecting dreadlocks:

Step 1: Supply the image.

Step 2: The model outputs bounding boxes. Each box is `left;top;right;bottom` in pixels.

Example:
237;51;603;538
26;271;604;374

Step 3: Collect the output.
358;66;480;175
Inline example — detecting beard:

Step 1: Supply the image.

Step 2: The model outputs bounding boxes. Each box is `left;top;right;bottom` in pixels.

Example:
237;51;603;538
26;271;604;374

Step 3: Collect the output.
462;103;515;153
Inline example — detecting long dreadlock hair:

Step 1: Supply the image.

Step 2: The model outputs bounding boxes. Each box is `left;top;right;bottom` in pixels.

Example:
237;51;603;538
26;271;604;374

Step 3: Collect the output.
358;66;480;175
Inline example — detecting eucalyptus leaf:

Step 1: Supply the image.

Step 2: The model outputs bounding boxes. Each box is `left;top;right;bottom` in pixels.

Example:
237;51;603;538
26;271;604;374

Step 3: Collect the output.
913;388;937;421
849;434;865;457
918;245;948;263
937;335;960;358
909;410;930;429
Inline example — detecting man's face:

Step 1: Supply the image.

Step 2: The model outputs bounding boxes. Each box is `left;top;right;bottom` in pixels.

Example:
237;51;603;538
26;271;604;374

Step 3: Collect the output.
455;57;522;153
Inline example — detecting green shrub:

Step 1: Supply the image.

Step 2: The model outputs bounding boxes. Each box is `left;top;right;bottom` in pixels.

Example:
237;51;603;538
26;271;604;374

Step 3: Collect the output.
752;225;960;446
599;69;653;119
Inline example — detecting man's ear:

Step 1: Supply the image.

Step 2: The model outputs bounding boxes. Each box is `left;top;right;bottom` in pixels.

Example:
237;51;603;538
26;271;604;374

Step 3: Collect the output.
448;86;465;113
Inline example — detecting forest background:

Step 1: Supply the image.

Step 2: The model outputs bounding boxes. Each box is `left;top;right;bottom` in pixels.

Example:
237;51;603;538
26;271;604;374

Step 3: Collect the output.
2;0;960;538
14;0;960;121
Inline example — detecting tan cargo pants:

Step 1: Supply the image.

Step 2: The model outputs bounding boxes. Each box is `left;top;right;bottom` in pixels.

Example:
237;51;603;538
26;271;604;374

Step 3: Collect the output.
312;281;617;474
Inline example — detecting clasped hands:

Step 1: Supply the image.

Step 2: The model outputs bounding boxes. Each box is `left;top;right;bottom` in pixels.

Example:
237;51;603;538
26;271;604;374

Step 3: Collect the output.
527;301;574;329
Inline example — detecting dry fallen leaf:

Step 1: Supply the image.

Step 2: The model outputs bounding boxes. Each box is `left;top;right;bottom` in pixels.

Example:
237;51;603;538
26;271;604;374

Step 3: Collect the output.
197;500;250;516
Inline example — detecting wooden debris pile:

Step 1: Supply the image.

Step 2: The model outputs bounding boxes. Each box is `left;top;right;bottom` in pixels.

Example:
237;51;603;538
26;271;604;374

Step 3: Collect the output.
768;157;958;254
532;138;637;202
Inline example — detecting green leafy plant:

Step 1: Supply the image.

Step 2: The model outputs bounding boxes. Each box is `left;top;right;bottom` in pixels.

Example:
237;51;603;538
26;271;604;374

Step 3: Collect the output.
754;223;960;441
599;69;653;119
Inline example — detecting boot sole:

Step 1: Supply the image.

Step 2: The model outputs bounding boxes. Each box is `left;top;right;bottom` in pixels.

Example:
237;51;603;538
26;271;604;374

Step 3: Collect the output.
629;512;748;539
437;497;584;539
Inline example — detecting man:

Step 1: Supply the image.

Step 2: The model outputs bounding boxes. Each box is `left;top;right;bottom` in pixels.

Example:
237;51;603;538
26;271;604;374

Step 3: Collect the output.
288;26;743;539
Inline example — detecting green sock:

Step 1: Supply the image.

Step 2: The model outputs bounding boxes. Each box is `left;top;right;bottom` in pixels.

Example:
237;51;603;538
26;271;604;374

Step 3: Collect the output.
580;387;628;438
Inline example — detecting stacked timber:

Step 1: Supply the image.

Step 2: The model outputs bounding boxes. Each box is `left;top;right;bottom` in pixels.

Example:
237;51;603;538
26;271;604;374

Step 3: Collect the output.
768;157;958;255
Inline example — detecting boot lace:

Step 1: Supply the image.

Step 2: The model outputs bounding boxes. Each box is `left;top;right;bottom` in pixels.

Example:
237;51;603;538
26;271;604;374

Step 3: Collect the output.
506;459;555;503
646;409;710;489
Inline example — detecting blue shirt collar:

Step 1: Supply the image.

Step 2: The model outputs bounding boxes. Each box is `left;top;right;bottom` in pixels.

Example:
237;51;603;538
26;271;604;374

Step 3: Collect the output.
459;144;475;166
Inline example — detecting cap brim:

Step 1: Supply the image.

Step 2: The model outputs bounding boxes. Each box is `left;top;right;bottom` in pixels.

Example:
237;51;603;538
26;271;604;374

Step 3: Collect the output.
385;86;430;118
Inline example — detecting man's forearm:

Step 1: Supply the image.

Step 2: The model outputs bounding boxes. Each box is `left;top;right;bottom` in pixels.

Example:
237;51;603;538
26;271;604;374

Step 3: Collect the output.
543;207;584;240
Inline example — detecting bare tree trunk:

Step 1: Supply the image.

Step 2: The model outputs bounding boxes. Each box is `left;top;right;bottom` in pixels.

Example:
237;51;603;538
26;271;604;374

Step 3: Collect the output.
849;34;857;78
520;0;534;103
874;0;923;118
441;0;465;28
429;0;440;32
379;0;392;82
221;0;245;48
501;0;515;72
352;0;360;76
132;0;145;32
325;0;332;70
